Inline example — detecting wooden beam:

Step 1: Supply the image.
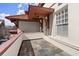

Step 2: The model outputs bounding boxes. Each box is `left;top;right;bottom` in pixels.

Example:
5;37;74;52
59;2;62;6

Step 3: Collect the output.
49;3;56;8
38;3;45;7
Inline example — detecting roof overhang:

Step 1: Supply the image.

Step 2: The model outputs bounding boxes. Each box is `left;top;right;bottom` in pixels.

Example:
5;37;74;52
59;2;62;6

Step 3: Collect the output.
5;14;40;22
5;14;29;21
5;4;54;22
29;5;54;19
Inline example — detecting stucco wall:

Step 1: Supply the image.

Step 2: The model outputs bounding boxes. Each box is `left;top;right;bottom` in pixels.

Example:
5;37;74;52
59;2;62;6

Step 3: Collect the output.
2;34;23;56
50;3;79;48
68;3;79;40
19;21;40;32
51;3;68;37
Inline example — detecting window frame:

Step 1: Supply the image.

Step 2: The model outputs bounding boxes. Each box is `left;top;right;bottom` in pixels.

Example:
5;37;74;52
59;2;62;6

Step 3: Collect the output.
55;5;68;37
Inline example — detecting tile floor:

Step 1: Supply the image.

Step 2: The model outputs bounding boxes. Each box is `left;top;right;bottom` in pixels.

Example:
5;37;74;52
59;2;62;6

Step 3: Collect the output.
18;38;70;56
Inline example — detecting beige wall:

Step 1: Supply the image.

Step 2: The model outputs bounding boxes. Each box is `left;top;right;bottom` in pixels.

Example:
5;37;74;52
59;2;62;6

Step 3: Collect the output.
2;34;23;56
68;3;79;40
50;3;79;48
19;21;40;32
50;3;68;38
43;3;79;55
51;3;68;37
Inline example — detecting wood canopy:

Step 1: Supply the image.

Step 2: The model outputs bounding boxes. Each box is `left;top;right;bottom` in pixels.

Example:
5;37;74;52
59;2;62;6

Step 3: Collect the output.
28;5;54;19
5;5;54;22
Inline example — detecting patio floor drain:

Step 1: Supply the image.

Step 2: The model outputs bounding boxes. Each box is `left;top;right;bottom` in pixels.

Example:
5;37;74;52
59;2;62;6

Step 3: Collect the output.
18;40;35;56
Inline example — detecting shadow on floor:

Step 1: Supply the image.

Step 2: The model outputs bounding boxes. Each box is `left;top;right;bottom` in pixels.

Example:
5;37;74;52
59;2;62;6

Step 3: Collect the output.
18;39;70;56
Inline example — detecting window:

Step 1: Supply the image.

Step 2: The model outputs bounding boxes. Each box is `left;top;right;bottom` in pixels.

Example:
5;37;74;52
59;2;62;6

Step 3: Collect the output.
56;6;68;37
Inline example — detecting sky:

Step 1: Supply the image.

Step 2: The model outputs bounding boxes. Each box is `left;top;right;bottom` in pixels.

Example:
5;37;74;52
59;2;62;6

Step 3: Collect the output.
0;3;29;15
0;3;29;27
